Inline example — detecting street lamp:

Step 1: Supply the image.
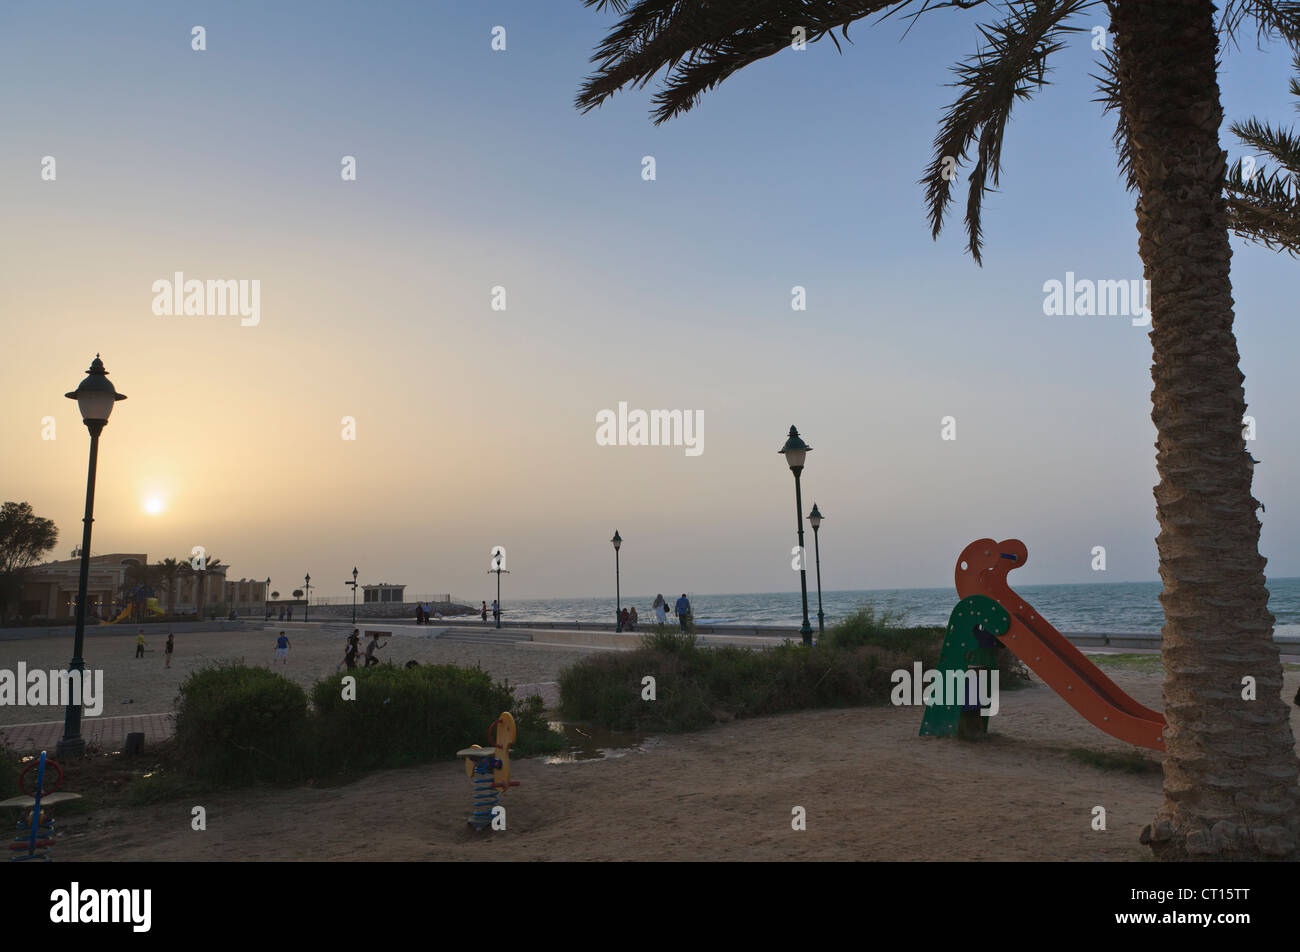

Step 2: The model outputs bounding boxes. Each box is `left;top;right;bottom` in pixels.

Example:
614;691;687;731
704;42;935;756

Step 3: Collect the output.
264;577;271;620
779;425;814;646
488;552;509;630
57;355;127;758
346;566;359;626
808;503;825;634
612;530;622;631
304;573;312;623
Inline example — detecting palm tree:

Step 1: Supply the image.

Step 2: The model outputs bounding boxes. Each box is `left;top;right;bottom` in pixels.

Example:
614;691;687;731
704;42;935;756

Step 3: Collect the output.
196;556;222;620
576;0;1300;860
158;557;182;615
1226;52;1300;254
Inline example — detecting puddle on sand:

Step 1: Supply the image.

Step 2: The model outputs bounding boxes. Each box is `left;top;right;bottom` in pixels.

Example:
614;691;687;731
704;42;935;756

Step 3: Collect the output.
544;721;656;764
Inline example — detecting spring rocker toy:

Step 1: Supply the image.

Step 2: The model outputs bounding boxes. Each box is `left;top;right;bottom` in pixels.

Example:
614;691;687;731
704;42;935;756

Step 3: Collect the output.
3;750;80;862
456;712;520;831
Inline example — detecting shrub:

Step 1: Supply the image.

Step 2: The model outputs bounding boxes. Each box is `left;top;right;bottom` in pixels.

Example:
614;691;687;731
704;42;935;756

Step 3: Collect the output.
0;739;18;796
310;663;558;774
173;662;310;784
559;634;936;733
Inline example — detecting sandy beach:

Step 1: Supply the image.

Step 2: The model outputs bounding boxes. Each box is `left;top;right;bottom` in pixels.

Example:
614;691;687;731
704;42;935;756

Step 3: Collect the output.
6;626;1300;861
0;625;589;728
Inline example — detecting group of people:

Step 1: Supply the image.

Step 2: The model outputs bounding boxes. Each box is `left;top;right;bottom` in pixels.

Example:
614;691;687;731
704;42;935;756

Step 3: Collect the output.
275;606;294;621
481;600;499;623
414;602;442;624
637;593;693;631
133;629;176;667
339;628;387;669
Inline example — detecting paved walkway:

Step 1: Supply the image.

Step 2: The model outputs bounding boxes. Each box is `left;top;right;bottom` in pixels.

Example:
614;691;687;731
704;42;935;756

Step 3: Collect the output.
0;713;176;753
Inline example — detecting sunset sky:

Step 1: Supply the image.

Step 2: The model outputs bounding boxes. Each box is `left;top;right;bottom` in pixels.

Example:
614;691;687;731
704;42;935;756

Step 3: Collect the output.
2;1;1296;600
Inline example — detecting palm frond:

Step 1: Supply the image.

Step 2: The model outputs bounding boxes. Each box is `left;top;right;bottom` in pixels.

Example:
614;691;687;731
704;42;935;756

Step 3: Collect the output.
1220;0;1300;46
576;0;918;124
1225;52;1300;254
922;0;1096;264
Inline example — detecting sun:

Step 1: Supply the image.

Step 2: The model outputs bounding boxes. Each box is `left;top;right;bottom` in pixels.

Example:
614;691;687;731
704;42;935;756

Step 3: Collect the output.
143;497;165;516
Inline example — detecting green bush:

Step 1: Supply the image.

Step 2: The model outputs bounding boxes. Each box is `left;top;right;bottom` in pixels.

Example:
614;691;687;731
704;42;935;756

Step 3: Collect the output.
559;634;936;733
0;739;18;796
173;662;310;784
310;663;565;773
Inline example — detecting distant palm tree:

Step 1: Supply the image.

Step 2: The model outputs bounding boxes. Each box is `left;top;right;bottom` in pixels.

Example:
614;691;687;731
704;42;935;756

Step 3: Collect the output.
576;0;1300;860
158;557;182;614
1226;52;1300;255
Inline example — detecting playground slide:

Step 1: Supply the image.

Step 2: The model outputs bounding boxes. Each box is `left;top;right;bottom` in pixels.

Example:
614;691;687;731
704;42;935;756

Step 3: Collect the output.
955;539;1167;751
103;598;164;625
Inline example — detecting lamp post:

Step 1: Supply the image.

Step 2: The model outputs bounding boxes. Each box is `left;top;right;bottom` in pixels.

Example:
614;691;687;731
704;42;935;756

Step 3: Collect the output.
57;355;127;758
304;573;312;623
347;567;359;626
488;552;509;629
807;503;825;634
612;530;622;631
264;577;271;620
779;426;814;646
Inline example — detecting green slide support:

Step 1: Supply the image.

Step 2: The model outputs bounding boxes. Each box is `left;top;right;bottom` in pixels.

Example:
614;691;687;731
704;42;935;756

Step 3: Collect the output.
919;594;1011;740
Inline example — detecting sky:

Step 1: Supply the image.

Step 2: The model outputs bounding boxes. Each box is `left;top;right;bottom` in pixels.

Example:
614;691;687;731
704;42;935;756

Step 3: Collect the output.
1;1;1296;601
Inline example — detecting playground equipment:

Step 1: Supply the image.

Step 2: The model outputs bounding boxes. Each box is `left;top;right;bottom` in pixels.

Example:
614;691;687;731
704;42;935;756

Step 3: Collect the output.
926;539;1166;750
456;712;520;831
920;594;1009;740
104;597;163;624
3;751;80;861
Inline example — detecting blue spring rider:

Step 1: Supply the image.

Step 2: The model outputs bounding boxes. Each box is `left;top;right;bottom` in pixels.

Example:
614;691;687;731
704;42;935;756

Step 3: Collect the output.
5;750;79;862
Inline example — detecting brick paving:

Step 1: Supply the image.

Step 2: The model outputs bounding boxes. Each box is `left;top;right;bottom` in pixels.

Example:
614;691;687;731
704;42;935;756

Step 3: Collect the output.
0;713;175;754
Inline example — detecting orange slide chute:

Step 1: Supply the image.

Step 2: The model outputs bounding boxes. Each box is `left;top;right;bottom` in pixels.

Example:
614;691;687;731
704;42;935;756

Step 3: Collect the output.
955;539;1166;751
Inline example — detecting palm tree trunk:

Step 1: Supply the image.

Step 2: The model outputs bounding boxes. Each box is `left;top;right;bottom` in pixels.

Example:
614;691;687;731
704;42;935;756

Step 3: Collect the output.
1113;0;1299;859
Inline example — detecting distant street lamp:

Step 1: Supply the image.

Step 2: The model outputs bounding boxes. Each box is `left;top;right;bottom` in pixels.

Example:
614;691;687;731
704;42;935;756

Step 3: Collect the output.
612;531;623;632
779;426;815;646
346;566;359;626
807;503;825;634
57;355;127;758
264;577;271;620
304;573;312;623
488;552;509;630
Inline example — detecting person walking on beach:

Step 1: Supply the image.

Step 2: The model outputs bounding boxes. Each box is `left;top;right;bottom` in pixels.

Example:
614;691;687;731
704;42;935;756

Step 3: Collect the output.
135;630;147;658
629;606;638;631
619;607;630;631
364;631;387;667
481;601;488;623
653;594;668;626
492;599;500;624
274;631;291;665
675;594;692;632
164;633;174;669
343;631;361;670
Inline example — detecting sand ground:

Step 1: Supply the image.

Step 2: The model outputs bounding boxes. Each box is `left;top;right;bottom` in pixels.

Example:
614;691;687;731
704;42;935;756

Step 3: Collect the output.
4;627;1299;861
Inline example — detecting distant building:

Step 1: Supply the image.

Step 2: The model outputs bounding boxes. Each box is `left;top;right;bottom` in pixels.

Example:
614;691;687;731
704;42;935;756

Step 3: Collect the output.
17;553;266;620
362;583;406;604
20;553;146;619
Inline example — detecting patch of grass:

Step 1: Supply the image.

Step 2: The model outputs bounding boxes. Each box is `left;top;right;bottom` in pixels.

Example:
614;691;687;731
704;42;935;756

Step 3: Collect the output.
1090;653;1163;671
1066;747;1161;775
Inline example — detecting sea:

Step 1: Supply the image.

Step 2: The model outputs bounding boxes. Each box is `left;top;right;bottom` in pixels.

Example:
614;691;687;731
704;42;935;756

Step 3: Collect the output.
496;578;1300;637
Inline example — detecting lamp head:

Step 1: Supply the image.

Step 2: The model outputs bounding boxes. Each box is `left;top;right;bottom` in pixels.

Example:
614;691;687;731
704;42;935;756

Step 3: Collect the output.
778;425;811;471
65;354;127;428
